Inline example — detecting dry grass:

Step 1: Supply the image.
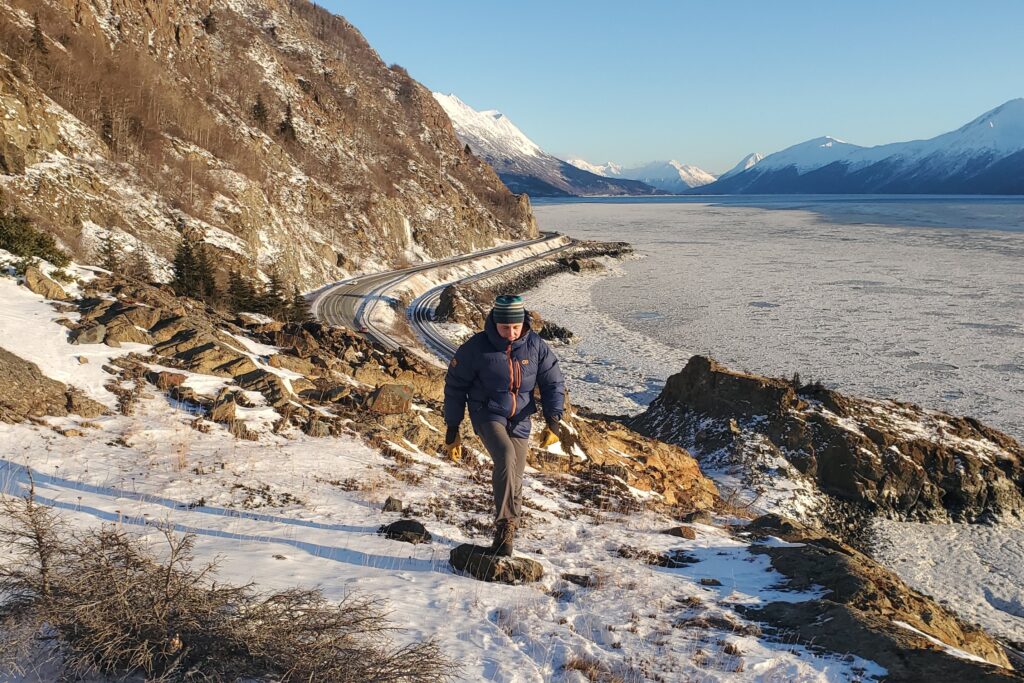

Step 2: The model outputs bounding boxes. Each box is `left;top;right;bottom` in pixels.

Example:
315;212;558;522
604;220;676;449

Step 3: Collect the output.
0;483;455;682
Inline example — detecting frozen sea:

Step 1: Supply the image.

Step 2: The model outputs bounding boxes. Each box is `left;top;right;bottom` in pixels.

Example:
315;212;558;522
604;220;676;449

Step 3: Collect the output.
527;196;1024;441
525;196;1024;647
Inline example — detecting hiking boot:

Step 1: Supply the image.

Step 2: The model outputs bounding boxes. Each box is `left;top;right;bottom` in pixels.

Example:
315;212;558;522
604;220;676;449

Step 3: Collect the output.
490;519;517;557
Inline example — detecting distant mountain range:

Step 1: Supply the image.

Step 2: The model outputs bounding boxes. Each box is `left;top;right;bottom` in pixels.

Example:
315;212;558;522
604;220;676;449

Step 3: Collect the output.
432;94;663;197
435;94;1024;197
566;159;717;193
697;99;1024;194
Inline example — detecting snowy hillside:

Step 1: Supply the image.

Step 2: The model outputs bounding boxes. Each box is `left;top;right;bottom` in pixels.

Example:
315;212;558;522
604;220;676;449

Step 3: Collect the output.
433;93;661;197
718;152;765;180
701;98;1024;194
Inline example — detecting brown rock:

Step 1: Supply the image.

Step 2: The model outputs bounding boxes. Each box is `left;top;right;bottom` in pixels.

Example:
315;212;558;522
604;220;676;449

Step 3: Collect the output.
0;348;105;422
662;526;697;540
741;517;1015;680
209;392;237;423
450;544;543;584
23;267;69;301
366;384;413;414
145;370;187;390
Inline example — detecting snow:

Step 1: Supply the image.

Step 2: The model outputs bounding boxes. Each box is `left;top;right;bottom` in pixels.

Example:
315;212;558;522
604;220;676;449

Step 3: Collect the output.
0;280;888;681
737;98;1024;177
874;519;1024;645
565;158;718;191
718;152;766;180
0;276;149;408
433;93;543;161
892;621;993;665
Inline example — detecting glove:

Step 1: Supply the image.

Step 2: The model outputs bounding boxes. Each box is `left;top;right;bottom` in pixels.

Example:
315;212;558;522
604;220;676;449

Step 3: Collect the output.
443;425;462;463
538;419;561;448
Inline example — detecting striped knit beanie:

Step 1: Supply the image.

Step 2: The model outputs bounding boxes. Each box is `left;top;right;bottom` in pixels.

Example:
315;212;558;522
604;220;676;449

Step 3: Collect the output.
492;295;525;324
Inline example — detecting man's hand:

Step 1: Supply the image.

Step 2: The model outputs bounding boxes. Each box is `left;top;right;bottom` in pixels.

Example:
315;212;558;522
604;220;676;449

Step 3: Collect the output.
538;419;561;448
444;425;462;463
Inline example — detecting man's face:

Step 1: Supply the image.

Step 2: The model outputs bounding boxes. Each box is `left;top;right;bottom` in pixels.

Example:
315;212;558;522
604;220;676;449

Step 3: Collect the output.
496;322;523;341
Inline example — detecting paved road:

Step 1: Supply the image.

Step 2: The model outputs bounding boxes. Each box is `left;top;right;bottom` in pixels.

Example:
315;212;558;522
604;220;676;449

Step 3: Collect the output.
313;233;567;352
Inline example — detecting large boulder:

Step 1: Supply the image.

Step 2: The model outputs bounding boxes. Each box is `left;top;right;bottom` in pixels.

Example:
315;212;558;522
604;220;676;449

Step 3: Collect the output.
449;544;543;584
366;384;413;414
22;267;69;301
71;323;106;345
0;348;105;422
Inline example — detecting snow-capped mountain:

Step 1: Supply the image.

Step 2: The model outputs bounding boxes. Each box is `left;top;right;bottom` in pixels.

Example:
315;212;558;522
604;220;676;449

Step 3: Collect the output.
566;158;717;193
433;94;662;197
699;99;1024;194
717;152;765;180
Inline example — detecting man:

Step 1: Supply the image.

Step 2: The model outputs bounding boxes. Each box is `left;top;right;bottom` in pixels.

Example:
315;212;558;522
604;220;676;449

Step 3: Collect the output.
443;294;565;556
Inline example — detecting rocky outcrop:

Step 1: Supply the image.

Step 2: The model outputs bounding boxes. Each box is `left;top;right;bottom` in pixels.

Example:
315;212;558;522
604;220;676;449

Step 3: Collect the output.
740;515;1019;681
0;348;105;423
22;267;69;301
629;356;1024;524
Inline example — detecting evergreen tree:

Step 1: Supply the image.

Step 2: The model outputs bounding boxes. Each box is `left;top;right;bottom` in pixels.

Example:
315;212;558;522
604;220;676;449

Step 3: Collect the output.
288;286;311;323
194;240;219;303
463;143;472;156
277;102;296;141
32;13;48;54
261;269;287;319
201;9;218;34
172;237;198;296
125;248;153;283
95;233;121;274
173;231;221;305
251;94;268;127
228;269;258;313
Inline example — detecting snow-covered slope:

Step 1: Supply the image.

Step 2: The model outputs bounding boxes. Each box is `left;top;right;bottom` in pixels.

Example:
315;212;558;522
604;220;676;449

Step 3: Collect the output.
718;152;765;180
566;158;718;192
701;99;1024;194
433;93;661;197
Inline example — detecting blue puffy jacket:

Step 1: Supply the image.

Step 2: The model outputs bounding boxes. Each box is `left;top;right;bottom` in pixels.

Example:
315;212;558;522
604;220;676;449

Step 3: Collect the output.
444;312;565;439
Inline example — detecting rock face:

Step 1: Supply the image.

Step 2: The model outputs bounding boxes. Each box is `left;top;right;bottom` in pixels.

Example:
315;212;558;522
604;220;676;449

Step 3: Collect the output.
630;356;1024;523
0;348;105;423
449;544;543;584
1;0;535;290
739;515;1018;681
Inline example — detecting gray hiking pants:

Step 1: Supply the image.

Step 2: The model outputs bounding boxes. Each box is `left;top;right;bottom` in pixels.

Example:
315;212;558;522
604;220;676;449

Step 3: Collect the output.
477;421;529;523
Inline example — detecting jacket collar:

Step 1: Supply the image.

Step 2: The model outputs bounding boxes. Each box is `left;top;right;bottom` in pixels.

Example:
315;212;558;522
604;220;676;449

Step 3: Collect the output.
484;311;532;351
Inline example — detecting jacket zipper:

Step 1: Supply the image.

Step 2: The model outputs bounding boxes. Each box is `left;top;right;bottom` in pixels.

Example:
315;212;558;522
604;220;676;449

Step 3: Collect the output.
507;344;517;417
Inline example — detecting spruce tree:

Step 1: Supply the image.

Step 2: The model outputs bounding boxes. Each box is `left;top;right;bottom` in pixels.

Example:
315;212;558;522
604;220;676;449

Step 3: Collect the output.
32;14;48;54
125;248;153;283
251;94;268;127
96;233;121;274
194;241;219;304
201;9;218;34
289;286;311;323
228;269;258;313
172;237;197;296
277;102;296;141
262;269;286;319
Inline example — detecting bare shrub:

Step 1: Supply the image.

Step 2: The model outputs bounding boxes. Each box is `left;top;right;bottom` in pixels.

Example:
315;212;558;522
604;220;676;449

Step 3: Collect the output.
0;486;454;682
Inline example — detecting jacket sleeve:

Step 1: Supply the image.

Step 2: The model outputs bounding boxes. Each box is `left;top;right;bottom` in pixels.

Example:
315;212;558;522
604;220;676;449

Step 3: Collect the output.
443;340;477;427
536;339;565;422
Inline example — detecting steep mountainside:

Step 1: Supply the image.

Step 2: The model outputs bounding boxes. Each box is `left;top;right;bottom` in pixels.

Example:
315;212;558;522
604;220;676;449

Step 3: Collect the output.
697;99;1024;194
433;93;662;197
0;0;535;289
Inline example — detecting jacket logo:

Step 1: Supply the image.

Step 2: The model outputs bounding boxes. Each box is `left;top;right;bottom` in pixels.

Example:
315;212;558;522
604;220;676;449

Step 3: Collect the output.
450;358;458;367
521;359;529;365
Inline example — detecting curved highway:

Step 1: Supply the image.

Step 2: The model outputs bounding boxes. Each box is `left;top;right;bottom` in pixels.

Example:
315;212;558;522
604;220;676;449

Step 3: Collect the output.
313;232;568;353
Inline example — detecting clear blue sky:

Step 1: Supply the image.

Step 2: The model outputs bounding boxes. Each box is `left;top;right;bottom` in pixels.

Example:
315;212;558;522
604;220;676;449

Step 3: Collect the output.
323;1;1024;174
